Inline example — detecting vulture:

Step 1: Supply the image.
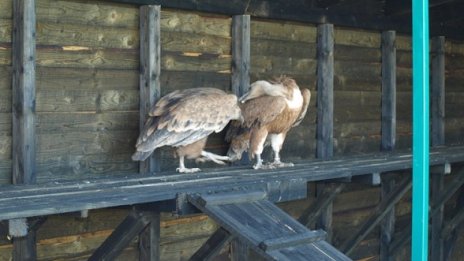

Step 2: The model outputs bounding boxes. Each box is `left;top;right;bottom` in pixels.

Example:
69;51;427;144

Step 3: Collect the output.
226;76;311;169
132;88;242;173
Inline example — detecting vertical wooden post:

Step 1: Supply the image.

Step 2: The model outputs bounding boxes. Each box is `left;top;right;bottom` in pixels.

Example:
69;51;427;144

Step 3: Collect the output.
430;35;445;261
316;23;334;242
139;5;161;175
316;24;334;160
230;14;251;260
231;15;250;97
380;30;396;261
138;5;161;261
11;0;37;260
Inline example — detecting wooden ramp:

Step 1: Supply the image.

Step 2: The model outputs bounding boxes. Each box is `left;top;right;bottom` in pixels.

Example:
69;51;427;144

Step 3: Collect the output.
187;191;352;261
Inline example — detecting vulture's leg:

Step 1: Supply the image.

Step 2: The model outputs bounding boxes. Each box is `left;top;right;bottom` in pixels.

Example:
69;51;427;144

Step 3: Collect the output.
253;154;264;169
176;155;201;173
250;129;268;169
196;151;230;165
267;133;293;168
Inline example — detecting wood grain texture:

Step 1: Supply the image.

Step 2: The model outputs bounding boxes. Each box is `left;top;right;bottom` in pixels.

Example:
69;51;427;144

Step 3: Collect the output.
0;0;12;19
250;20;316;42
139;5;161;174
37;0;138;27
232;15;250;97
0;19;11;43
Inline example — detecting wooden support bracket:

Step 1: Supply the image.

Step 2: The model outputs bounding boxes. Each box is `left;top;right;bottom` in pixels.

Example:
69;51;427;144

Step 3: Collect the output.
189;227;233;261
89;209;159;261
298;183;345;227
341;174;412;255
389;167;464;257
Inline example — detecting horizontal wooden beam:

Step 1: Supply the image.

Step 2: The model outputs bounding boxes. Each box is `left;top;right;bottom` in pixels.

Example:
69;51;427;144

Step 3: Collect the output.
102;0;464;40
1;146;464;221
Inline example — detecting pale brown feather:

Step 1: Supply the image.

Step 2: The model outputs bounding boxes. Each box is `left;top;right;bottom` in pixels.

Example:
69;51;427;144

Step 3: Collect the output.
133;87;241;161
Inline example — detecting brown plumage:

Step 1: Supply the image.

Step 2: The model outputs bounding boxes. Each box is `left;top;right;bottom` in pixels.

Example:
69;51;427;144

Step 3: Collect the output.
132;88;242;173
226;77;311;169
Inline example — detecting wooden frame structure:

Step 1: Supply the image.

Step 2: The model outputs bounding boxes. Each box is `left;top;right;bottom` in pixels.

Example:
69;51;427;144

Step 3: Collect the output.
2;1;464;260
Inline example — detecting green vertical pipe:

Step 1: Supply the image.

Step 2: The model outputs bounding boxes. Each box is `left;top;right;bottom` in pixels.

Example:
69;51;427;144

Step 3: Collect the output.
412;0;430;260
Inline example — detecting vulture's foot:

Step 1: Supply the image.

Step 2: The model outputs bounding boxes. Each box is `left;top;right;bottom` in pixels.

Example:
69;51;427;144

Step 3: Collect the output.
267;161;294;169
176;167;201;173
199;151;230;165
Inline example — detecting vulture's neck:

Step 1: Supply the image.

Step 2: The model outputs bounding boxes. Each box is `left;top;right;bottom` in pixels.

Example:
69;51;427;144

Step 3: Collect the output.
286;88;303;110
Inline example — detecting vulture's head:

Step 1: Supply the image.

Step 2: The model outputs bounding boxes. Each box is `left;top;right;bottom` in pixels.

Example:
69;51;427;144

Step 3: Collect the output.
239;80;288;103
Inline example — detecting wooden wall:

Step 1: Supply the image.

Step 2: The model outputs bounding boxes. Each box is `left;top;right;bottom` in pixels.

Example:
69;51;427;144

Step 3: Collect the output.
0;0;464;260
0;0;12;184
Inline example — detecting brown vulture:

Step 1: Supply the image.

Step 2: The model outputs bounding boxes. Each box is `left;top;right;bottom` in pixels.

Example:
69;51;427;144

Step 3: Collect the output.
226;76;311;169
132;87;242;173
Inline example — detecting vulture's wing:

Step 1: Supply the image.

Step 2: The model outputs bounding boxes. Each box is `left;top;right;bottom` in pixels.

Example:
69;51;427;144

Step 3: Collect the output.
292;88;311;127
241;96;287;128
136;88;238;154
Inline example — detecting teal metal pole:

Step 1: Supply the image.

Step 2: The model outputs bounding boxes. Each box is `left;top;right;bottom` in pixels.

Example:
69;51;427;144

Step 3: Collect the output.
412;0;430;260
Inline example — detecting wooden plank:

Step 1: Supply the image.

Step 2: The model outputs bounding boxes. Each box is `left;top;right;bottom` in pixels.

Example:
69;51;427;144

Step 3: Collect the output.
0;146;464;221
0;0;12;19
35;89;139;112
36;0;138;28
36;46;138;69
316;24;334;160
88;209;156;261
0;19;12;43
381;31;396;151
431;36;446;147
316;24;334;243
12;0;35;183
36;21;138;49
259;230;326;252
161;10;231;38
189;227;233;261
334;44;381;63
139;5;161;174
0;44;12;65
334;28;381;48
162;31;230;54
36;67;138;91
12;1;36;259
36;112;139;133
0;66;12;89
251;38;316;59
250;20;317;42
194;191;267;206
430;36;446;261
251;55;317;76
231;15;250;97
380;31;396;261
162;52;231;73
340;174;412;255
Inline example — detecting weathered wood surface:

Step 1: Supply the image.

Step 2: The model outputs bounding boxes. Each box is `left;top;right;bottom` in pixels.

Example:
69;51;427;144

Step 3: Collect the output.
188;192;349;261
0;210;218;261
231;15;250;97
0;145;462;221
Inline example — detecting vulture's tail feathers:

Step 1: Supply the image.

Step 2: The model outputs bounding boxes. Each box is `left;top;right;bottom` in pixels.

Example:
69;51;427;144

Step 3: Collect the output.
131;151;153;161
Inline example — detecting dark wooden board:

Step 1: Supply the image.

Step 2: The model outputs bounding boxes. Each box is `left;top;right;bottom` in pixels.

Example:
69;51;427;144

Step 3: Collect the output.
0;146;463;221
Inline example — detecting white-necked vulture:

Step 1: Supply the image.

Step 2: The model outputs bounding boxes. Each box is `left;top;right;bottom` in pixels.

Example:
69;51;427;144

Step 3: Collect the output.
226;76;311;169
